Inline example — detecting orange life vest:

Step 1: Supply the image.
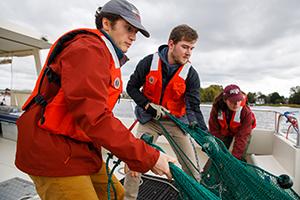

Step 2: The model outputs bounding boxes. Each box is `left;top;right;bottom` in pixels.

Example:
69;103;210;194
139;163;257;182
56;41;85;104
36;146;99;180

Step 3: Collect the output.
142;53;191;117
217;106;256;136
22;28;122;142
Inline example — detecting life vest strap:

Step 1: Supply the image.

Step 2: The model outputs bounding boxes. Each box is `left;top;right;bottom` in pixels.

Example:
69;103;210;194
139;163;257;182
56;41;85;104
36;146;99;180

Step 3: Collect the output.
44;66;61;86
26;66;59;124
25;29;103;124
34;94;48;107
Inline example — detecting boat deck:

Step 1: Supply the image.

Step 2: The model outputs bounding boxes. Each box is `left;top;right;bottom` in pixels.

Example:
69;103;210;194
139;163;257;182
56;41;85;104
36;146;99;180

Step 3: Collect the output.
0;137;30;183
0;132;208;200
1;114;299;197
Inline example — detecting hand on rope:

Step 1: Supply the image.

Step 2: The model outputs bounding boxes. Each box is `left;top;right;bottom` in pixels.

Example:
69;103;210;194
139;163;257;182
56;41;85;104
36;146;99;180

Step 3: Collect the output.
145;102;170;120
140;132;176;179
124;152;176;179
151;152;176;180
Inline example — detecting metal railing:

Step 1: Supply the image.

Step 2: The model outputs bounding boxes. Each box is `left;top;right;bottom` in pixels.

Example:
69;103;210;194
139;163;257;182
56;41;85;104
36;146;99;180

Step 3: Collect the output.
296;113;300;148
274;111;300;148
206;106;300;149
117;101;300;148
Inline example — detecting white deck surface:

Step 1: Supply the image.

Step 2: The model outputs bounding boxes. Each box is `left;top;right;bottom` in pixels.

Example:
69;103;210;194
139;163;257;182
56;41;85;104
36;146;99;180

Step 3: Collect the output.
0;137;128;183
0;138;31;183
251;154;291;176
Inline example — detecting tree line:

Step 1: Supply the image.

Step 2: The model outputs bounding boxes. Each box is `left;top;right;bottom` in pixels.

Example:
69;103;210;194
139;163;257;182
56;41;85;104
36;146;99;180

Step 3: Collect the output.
200;85;300;105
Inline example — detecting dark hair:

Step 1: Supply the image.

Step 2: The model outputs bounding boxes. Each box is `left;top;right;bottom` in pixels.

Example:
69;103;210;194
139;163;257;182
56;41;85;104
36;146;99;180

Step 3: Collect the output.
168;24;198;44
95;7;121;30
213;92;227;111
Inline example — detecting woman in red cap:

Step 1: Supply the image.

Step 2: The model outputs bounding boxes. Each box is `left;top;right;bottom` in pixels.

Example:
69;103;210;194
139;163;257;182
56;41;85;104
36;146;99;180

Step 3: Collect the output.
208;84;256;161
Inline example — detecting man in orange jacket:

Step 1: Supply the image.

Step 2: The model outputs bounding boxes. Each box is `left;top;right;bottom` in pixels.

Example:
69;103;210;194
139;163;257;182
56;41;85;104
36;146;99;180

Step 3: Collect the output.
15;0;175;199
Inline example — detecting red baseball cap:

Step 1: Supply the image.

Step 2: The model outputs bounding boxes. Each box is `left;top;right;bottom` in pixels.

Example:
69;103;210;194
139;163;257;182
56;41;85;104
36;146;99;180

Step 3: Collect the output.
223;84;244;103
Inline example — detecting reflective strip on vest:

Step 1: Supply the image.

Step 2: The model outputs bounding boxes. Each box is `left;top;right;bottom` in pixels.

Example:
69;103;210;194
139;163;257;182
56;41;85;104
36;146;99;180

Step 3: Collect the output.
149;52;188;117
101;36;120;69
233;106;242;123
150;53;159;71
178;62;191;80
218;110;223;120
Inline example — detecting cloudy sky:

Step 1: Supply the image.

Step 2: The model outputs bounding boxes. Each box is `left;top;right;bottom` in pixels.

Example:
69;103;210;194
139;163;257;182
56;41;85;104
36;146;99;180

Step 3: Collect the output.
1;0;300;97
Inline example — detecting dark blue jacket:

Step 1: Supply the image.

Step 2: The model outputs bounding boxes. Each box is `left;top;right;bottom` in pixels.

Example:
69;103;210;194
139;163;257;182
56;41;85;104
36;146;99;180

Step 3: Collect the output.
127;45;208;131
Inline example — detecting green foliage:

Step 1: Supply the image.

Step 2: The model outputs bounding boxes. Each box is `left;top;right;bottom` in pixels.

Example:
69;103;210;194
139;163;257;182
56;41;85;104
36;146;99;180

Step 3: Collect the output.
256;104;300;108
289;86;300;104
268;92;285;104
257;93;267;99
247;92;256;104
200;85;223;103
197;85;300;105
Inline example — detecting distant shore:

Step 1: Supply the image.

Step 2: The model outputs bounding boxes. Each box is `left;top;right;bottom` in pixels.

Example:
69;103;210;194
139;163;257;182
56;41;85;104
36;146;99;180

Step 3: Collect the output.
254;104;300;108
201;102;300;109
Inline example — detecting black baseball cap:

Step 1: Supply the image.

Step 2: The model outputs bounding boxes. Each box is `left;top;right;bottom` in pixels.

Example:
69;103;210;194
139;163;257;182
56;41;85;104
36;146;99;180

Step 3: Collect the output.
99;0;150;38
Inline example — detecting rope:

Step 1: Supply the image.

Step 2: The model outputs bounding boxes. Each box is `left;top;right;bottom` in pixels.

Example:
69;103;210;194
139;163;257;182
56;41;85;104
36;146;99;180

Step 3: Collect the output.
190;136;201;173
106;119;138;200
157;120;201;181
106;153;118;200
141;133;220;200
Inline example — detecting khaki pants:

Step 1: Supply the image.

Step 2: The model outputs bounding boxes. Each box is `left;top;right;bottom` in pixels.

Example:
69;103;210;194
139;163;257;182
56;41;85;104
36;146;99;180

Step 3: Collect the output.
123;119;200;200
30;162;124;200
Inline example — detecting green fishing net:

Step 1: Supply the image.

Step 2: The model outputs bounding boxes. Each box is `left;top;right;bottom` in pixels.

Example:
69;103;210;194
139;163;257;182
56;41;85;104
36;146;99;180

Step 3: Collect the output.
157;113;300;200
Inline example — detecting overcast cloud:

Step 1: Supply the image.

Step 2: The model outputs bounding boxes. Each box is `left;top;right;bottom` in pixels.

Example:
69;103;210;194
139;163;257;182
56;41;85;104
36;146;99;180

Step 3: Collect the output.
0;0;300;97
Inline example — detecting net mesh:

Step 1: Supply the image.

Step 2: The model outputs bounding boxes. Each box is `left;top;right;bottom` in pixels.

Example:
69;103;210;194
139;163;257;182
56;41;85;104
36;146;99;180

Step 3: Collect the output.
162;113;300;200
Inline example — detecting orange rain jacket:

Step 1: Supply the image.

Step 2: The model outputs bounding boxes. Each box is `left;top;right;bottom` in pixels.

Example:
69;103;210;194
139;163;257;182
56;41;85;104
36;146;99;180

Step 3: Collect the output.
15;28;159;176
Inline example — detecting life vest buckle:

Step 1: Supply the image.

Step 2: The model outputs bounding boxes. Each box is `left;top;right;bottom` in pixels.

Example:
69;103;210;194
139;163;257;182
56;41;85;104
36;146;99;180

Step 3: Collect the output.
34;94;47;107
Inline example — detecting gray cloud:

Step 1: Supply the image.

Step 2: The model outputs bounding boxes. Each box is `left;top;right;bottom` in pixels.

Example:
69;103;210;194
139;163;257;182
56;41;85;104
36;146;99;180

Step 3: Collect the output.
1;0;300;97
